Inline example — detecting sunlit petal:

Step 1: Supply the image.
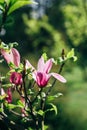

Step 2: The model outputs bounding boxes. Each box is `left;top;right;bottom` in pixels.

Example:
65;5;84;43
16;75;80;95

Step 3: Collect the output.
37;56;45;72
51;73;66;83
44;59;53;73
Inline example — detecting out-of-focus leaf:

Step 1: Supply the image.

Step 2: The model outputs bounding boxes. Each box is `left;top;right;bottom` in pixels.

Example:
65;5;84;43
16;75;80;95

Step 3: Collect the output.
47;93;63;102
7;0;37;15
0;5;4;11
37;110;44;116
44;125;49;130
50;103;57;115
42;53;48;61
67;48;74;59
45;103;58;115
0;94;6;100
66;48;77;62
0;107;3;112
17;100;25;108
5;103;18;109
2;83;12;88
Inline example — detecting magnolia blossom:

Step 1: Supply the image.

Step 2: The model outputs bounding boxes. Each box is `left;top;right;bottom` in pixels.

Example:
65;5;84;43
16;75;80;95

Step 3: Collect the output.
26;56;66;87
1;48;20;67
1;88;12;103
10;72;23;86
5;88;12;103
1;48;23;85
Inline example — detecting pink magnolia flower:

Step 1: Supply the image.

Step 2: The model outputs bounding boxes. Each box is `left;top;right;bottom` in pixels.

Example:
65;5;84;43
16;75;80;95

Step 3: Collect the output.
10;72;23;86
1;48;20;67
26;56;66;87
1;88;12;103
5;88;12;103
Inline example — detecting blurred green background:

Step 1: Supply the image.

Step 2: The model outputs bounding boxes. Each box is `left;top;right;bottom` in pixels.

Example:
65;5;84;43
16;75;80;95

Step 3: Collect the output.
0;0;87;129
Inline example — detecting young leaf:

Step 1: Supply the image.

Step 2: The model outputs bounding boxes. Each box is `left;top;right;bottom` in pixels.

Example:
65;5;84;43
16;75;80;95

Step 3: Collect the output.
47;93;63;102
7;0;37;15
45;103;58;115
17;100;25;108
5;103;18;109
37;110;44;116
2;83;12;88
67;48;74;59
49;103;58;115
42;53;48;61
66;48;77;61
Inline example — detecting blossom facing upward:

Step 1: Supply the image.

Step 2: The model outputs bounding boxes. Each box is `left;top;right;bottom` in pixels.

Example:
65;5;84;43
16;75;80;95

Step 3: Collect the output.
10;72;23;86
1;48;20;67
26;56;66;87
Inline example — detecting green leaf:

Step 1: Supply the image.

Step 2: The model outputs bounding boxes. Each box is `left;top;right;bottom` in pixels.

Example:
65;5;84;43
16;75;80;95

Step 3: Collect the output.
66;48;77;62
0;107;3;112
44;125;49;130
17;100;25;108
67;48;74;59
5;103;18;109
7;0;37;15
2;83;12;88
0;4;4;11
8;42;18;49
47;93;63;102
37;110;44;116
0;94;6;100
45;103;58;115
50;103;58;115
42;53;48;61
73;56;77;62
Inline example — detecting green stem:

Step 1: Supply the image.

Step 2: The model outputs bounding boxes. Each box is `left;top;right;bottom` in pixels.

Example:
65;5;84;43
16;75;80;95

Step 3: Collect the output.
41;119;44;130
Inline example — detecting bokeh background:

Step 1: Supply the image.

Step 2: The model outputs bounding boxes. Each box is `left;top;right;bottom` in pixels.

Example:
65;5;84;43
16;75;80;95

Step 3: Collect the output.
0;0;87;129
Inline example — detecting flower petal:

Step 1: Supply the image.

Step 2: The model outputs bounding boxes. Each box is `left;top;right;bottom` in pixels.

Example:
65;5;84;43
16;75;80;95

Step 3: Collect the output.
36;72;50;87
51;73;66;83
1;49;13;64
6;88;12;103
37;56;45;72
25;60;35;71
1;48;20;67
12;48;20;67
44;59;53;73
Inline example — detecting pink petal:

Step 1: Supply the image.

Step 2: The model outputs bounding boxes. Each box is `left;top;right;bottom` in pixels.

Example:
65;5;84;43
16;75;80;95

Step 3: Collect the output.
44;59;53;73
1;88;5;95
6;88;12;103
1;48;20;67
37;56;45;72
1;49;13;64
25;60;35;71
10;72;23;85
36;72;50;87
51;73;66;83
11;48;20;67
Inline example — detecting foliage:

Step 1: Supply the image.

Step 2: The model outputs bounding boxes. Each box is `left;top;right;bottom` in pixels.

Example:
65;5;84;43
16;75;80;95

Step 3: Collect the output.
0;1;77;130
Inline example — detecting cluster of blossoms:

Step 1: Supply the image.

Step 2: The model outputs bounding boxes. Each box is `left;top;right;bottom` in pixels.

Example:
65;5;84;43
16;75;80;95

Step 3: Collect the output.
0;47;66;88
0;45;66;117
